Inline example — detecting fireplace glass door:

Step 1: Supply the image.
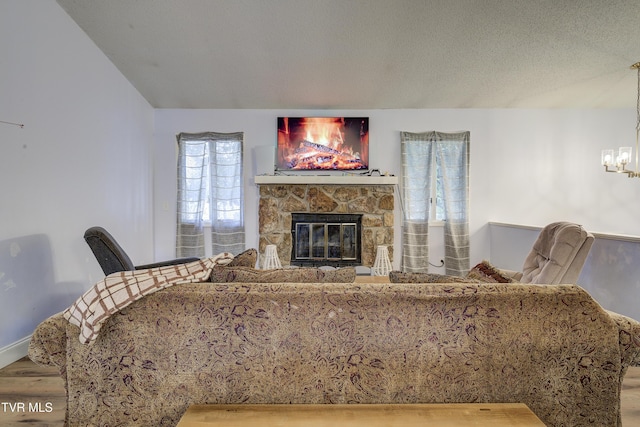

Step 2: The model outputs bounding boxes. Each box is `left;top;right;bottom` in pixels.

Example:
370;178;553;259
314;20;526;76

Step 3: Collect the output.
291;213;361;266
296;223;358;261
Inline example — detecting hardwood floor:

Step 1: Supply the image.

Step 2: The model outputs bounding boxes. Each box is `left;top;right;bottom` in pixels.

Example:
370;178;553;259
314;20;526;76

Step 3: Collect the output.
0;357;65;426
1;357;639;426
623;365;640;423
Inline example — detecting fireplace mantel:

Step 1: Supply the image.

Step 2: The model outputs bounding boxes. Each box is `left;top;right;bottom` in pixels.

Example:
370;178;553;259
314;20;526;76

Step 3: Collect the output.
254;175;398;185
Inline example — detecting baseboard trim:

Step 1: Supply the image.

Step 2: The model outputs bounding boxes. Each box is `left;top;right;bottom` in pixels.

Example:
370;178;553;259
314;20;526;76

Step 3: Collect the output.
0;335;31;369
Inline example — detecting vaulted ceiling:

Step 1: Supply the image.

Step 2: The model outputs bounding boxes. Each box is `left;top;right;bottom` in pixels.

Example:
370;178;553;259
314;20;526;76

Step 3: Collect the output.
56;0;640;109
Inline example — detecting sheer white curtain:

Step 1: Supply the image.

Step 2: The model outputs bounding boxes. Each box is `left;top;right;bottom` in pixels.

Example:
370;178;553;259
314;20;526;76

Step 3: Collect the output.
401;131;470;275
176;132;245;257
400;132;433;272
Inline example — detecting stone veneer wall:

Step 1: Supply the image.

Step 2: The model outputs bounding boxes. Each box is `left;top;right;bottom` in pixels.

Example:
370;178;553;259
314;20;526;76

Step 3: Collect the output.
258;184;394;267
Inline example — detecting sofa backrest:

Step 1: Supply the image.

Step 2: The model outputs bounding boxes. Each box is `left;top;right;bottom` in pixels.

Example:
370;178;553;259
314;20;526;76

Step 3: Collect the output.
31;281;626;427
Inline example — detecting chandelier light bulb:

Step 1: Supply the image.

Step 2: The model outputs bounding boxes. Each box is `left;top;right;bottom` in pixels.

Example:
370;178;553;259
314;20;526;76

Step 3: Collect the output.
601;149;614;166
619;147;632;165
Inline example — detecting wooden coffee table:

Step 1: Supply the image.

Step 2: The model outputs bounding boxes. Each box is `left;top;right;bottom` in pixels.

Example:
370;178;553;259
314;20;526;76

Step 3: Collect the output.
177;403;545;426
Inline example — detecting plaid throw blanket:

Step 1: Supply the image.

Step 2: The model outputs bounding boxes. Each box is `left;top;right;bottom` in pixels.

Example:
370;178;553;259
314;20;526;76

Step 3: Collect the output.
64;253;234;344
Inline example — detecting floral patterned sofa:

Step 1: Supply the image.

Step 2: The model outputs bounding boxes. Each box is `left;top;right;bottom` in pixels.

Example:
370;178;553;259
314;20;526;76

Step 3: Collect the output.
29;270;640;426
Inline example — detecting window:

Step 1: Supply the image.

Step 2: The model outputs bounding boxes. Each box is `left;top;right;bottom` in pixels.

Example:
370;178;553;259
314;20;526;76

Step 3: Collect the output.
176;132;245;257
400;131;470;275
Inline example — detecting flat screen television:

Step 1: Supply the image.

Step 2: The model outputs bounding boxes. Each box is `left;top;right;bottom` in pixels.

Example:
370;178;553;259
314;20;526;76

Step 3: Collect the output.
276;117;369;171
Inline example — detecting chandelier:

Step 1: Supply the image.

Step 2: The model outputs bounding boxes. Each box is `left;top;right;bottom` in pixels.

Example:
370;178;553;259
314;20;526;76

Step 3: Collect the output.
601;62;640;177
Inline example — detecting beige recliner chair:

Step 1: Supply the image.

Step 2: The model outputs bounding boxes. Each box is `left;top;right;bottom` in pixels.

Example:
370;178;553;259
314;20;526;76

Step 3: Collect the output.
500;221;595;284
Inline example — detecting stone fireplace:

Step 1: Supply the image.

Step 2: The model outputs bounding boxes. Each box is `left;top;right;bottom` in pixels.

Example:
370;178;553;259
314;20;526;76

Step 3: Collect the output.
258;183;394;268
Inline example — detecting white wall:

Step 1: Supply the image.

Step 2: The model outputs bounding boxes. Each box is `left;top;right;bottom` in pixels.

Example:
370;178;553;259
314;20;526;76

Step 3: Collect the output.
0;0;155;366
483;109;639;236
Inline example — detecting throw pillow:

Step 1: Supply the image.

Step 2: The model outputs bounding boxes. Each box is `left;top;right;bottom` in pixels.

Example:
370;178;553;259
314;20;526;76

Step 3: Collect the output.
321;267;357;283
389;271;480;283
210;266;356;283
227;248;257;268
466;260;514;283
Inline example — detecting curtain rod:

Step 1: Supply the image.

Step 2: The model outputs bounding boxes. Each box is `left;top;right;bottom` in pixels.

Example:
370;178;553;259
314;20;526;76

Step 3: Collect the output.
0;120;25;128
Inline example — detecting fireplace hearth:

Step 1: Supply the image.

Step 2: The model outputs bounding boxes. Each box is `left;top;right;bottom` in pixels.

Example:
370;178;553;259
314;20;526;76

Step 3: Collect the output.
291;213;362;267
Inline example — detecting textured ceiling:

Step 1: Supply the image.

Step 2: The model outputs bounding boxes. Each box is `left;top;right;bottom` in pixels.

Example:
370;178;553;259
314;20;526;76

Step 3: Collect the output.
56;0;640;109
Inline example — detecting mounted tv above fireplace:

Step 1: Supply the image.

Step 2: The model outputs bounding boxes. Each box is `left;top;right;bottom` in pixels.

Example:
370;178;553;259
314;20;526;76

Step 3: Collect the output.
276;117;369;171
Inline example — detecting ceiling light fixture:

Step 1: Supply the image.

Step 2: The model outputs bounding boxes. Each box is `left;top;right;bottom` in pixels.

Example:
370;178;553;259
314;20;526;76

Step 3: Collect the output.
601;62;640;177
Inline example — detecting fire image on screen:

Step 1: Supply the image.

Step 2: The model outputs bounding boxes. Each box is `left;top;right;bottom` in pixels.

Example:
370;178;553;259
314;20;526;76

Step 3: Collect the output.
276;117;369;170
